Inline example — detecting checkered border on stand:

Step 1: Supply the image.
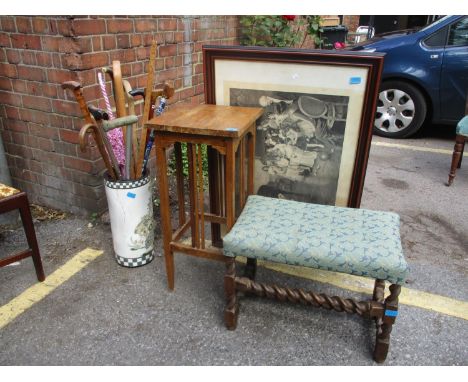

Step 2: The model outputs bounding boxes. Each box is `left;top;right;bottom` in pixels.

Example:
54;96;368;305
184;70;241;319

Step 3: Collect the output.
105;175;151;190
116;251;154;268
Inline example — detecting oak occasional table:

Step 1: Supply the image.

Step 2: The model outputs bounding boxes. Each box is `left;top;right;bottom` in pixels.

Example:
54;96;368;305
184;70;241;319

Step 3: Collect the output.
145;104;263;290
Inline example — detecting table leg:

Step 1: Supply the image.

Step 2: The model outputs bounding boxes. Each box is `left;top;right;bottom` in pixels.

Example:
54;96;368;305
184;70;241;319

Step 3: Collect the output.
187;143;200;248
174;142;186;225
225;140;236;231
208;146;222;247
155;143;175;290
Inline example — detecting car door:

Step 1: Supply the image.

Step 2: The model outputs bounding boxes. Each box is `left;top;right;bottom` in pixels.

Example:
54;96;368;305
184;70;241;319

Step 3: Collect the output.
440;16;468;122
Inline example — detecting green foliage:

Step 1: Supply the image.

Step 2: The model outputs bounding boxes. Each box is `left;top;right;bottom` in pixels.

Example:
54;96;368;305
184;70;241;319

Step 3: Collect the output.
168;143;209;181
240;15;324;49
304;15;324;48
240;16;303;48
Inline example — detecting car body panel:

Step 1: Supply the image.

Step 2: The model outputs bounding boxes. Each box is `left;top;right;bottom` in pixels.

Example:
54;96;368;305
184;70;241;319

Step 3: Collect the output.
349;15;468;125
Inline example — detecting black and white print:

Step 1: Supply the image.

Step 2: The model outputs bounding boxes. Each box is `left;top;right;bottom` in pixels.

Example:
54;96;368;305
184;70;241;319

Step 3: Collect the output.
230;88;349;205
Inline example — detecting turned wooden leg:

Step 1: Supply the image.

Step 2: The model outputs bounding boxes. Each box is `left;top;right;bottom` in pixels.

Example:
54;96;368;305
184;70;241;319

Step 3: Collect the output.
374;283;401;363
244;258;257;280
224;257;239;330
448;135;465;186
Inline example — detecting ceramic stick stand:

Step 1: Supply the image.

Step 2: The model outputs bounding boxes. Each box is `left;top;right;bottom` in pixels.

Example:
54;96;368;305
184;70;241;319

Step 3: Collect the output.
104;171;155;267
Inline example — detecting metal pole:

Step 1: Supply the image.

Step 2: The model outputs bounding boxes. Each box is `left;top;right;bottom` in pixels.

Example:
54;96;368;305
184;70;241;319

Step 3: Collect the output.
367;15;375;40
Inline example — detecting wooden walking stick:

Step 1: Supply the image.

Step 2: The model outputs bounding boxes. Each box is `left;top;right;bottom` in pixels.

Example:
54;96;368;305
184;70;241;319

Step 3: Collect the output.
62;81;119;180
136;39;158;177
112;61;135;179
123;80;139;179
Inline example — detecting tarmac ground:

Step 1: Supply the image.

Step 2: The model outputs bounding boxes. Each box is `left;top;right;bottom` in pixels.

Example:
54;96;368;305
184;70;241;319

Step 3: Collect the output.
0;123;467;366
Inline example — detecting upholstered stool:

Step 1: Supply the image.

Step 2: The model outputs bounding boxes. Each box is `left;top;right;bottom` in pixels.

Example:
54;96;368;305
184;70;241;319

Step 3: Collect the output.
0;184;45;281
447;115;468;186
222;195;408;363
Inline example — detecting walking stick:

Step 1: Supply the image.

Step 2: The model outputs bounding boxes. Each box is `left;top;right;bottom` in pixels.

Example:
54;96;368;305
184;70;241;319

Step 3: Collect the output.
123;79;139;179
136;39;158;177
101;116;139;180
62;81;119;180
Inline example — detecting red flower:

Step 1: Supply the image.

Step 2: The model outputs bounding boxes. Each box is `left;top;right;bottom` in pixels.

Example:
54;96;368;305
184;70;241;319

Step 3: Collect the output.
282;15;296;21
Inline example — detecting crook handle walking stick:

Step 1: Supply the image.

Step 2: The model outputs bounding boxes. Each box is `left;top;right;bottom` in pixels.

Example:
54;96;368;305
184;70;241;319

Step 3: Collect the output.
62;81;119;180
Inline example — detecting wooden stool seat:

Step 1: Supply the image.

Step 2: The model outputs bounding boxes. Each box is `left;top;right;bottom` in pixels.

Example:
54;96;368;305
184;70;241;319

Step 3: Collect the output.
0;183;45;282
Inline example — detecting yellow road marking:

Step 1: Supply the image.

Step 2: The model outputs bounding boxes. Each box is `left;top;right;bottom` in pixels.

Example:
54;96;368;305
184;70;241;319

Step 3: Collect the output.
238;258;468;321
0;248;103;330
372;141;467;156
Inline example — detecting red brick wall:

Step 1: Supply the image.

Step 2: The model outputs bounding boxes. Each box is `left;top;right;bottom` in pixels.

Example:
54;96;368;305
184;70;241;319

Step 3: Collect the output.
0;16;240;214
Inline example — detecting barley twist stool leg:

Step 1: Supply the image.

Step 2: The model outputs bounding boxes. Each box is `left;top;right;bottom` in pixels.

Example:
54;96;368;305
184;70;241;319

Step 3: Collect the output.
374;283;401;363
224;257;239;330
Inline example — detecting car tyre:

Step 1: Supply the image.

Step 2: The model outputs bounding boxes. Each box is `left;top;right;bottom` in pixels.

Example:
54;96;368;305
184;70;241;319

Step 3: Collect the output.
374;80;427;138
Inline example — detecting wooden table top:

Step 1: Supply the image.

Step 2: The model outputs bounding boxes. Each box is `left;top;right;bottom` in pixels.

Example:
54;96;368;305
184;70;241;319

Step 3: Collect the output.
145;104;264;138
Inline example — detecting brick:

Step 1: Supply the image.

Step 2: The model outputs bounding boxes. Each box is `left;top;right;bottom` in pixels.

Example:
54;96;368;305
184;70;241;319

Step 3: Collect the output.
0;77;12;91
130;34;142;47
29;123;59;140
92;36;102;52
58;38;85;54
158;18;178;31
56;19;74;37
17;66;46;82
0;91;22;107
54;141;77;157
58;130;79;148
16;17;33;34
5;106;20;119
20;109;50;125
4;118;28;133
156;68;177;82
135;19;157;33
159;44;177;57
22;95;51;112
26;82;43;96
107;19;134;33
110;49;135;63
10;131;26;145
42;83;59;99
0;17;16;32
116;34;130;49
21;50;36;66
52;99;82;117
41;36;60;52
36;52;53;67
102;35;116;50
82;85;102;101
47;68;78;84
81;52;109;70
11;34;42;50
37;137;54;152
63;156;93;173
61;53;81;70
32;18;51;34
0;33;11;48
5;49;21;64
0;63;18;78
72;19;106;36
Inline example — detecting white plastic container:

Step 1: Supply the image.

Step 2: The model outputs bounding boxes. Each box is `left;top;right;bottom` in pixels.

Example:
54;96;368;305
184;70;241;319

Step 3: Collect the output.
104;171;155;267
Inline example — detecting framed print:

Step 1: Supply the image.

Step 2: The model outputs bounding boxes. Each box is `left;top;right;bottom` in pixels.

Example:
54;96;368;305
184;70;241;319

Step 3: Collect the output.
203;45;384;208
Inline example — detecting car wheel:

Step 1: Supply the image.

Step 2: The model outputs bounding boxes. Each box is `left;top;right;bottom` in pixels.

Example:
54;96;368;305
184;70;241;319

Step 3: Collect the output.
374;80;427;138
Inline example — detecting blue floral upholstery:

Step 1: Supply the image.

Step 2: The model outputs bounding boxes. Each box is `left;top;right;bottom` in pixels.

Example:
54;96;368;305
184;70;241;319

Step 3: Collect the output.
223;195;409;285
456;116;468;136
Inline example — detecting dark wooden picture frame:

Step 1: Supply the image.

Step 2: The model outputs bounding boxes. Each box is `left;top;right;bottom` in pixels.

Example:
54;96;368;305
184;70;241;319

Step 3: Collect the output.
203;45;384;208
